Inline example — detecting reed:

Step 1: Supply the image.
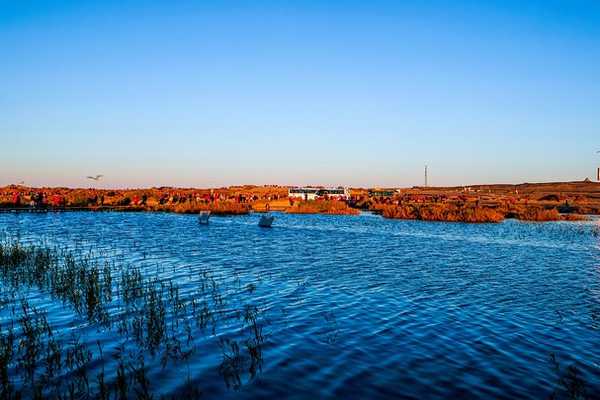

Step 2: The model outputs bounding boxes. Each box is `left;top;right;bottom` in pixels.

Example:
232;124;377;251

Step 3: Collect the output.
560;214;588;221
0;238;270;398
381;203;504;223
169;201;250;215
95;341;109;400
218;338;244;390
286;200;359;215
144;283;167;352
0;242;113;327
17;300;48;384
516;207;561;222
243;305;264;379
114;343;128;400
131;353;152;400
64;334;92;396
513;206;588;222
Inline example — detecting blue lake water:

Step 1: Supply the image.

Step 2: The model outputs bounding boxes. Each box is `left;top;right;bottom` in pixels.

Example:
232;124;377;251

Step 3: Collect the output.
1;211;599;399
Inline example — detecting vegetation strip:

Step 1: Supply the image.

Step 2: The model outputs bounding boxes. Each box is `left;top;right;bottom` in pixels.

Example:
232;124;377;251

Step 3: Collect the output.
0;240;266;399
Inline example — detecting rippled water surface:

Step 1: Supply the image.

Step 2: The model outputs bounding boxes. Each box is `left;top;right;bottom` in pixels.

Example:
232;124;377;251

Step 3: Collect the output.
1;211;600;399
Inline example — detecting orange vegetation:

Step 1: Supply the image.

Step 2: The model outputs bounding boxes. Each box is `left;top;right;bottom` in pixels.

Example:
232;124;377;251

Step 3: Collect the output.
379;202;590;223
170;201;250;215
514;207;561;222
251;199;290;212
0;185;285;215
511;207;588;222
381;203;504;223
286;200;360;215
1;180;598;221
560;214;588;221
360;180;600;223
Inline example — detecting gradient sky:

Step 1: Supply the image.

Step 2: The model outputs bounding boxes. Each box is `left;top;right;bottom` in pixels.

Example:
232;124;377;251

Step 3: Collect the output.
1;0;599;188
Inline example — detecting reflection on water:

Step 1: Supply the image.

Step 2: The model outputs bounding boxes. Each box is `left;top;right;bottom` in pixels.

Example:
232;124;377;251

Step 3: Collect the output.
0;211;599;399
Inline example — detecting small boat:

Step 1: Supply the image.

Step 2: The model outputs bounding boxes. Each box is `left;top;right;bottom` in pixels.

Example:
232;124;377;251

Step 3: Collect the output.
198;211;211;224
258;214;274;228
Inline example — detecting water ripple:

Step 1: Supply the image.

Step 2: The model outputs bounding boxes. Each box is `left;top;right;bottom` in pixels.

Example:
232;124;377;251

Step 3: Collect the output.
0;212;599;398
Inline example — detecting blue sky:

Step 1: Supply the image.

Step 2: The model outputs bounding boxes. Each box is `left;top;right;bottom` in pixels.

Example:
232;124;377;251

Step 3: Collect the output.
1;0;599;188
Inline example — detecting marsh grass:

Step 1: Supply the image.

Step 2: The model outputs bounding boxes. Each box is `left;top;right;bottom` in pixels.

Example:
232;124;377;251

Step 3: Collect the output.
0;238;269;398
170;201;250;215
517;207;562;222
0;327;15;397
96;341;109;400
380;200;591;223
0;242;112;327
381;203;505;223
286;200;359;215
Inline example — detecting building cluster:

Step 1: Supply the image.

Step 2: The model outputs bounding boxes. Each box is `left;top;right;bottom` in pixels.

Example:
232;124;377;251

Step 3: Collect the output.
288;187;350;201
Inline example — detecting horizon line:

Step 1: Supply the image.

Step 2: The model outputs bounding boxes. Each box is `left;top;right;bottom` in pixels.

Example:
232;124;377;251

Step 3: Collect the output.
2;179;597;191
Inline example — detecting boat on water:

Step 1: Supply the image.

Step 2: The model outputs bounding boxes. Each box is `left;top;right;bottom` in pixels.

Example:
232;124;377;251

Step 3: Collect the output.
198;211;211;224
258;214;274;228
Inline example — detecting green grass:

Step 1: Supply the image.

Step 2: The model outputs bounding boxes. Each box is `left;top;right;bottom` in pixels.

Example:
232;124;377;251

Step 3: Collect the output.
0;238;267;398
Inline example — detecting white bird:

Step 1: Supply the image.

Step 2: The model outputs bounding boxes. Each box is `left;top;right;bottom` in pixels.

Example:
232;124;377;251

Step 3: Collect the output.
86;174;104;181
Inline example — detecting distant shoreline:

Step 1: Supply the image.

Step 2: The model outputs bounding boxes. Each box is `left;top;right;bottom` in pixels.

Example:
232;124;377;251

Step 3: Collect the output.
1;180;598;221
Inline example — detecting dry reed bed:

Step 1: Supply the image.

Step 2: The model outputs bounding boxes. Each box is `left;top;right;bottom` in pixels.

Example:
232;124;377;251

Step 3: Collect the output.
380;203;504;223
167;202;250;215
0;186;288;211
286;200;359;215
379;203;589;223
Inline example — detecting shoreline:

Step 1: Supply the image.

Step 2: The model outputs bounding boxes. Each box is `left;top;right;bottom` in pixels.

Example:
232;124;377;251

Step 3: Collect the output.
2;180;599;221
0;204;591;224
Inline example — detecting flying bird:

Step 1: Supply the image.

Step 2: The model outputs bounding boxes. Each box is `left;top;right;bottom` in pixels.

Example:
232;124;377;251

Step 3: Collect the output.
86;174;104;181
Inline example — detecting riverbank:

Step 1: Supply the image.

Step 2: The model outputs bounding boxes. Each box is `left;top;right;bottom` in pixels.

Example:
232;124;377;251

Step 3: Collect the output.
2;180;599;220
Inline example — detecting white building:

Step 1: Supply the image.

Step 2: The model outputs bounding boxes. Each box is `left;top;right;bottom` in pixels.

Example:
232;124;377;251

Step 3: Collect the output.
288;187;350;201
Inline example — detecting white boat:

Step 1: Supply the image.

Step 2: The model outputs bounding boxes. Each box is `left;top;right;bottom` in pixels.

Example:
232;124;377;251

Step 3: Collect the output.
198;211;211;224
258;214;274;228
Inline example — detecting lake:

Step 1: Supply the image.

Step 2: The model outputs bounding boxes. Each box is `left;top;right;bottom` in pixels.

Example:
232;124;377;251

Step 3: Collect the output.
1;211;599;399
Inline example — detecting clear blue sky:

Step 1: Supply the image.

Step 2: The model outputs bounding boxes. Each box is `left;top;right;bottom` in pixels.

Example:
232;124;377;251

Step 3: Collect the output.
1;0;599;188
